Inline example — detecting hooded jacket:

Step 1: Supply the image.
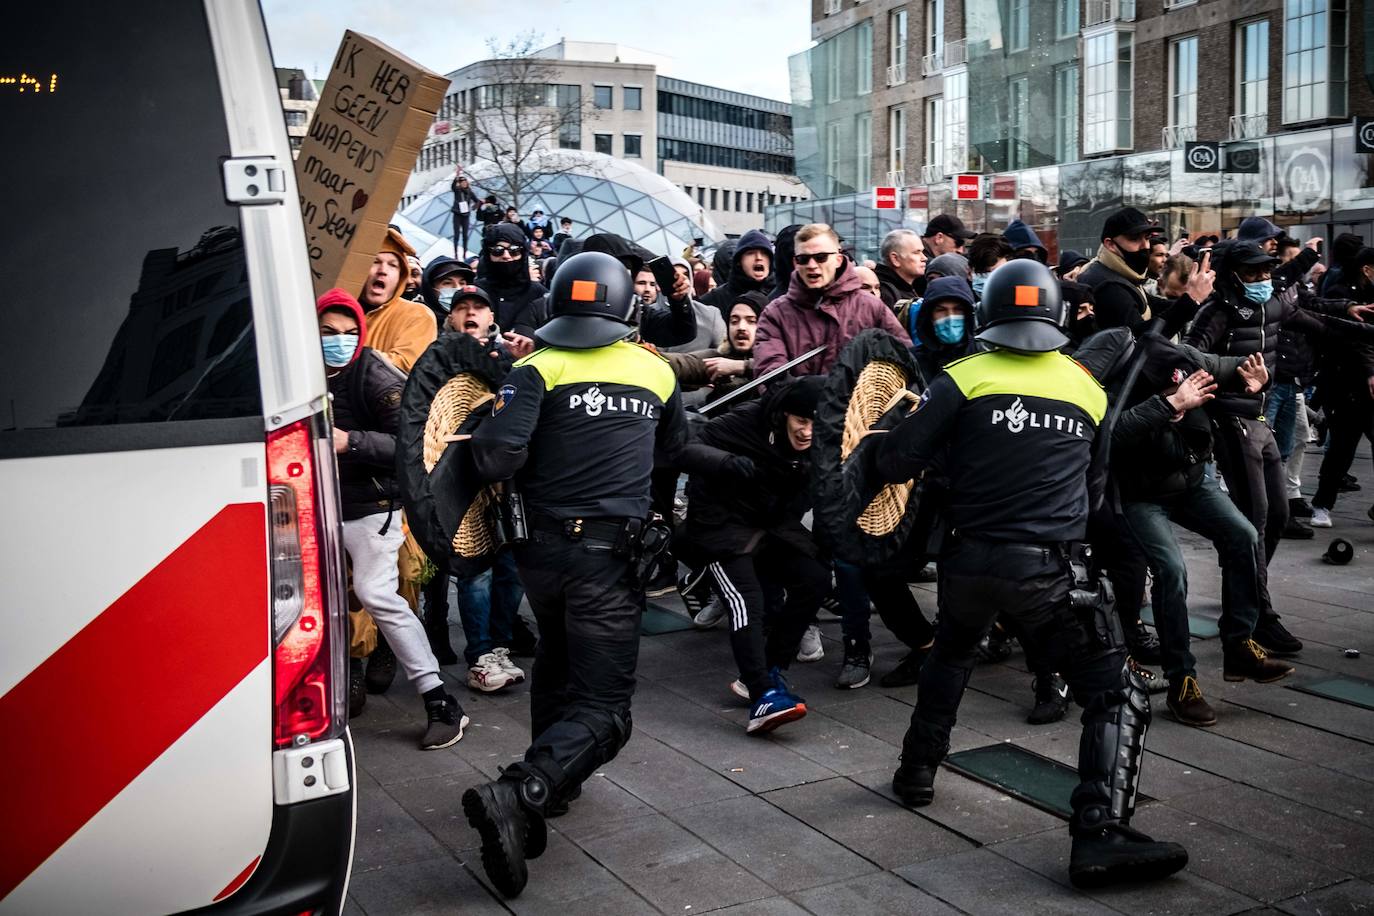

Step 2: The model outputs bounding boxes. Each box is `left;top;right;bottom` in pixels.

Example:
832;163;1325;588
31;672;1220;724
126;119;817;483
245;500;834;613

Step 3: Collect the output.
912;276;979;384
360;228;438;374
1185;247;1365;418
684;379;822;558
661;253;726;353
753;257;912;379
418;256;474;329
1003;219;1047;262
474;222;548;337
700;229;775;315
318;289;407;521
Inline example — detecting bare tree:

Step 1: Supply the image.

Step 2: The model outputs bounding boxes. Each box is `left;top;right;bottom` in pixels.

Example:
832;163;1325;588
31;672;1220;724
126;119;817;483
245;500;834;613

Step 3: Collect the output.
467;32;598;212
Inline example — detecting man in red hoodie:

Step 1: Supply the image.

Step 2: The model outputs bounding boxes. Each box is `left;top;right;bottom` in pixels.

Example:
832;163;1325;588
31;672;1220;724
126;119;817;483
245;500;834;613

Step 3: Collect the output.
754;223;911;379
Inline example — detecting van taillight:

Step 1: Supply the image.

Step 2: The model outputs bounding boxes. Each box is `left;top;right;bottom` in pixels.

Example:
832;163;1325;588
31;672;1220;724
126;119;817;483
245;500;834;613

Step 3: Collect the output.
267;419;334;747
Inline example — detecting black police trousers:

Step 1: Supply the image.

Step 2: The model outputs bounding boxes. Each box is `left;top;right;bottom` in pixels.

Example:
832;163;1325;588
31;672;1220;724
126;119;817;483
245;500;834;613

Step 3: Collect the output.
511;527;640;803
902;535;1151;833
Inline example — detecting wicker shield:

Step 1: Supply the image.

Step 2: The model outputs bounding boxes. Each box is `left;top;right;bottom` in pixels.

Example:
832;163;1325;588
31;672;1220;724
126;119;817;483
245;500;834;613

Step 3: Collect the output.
397;333;505;576
812;329;925;565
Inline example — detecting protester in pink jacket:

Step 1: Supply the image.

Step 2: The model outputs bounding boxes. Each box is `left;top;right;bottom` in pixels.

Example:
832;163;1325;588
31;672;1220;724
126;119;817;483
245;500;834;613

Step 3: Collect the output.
754;223;912;379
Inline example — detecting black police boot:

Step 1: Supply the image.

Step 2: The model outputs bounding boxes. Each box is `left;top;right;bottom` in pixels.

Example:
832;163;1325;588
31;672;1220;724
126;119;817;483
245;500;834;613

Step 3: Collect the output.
462;780;536;898
1070;820;1189;889
1070;662;1187;888
365;636;397;694
544;783;582;819
893;734;946;808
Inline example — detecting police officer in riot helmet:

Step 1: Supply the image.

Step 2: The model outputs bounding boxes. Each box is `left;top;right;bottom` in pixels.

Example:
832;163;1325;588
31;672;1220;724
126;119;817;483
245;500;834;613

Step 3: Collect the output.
461;251;735;898
862;259;1188;888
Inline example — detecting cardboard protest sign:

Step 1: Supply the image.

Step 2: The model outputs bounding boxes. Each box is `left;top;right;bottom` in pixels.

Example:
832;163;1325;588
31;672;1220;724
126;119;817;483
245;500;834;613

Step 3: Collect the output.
296;31;448;298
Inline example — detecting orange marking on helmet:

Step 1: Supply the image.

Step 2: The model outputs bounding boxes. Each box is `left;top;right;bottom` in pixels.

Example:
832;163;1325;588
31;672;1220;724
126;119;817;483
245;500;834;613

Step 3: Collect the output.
570;279;599;302
1014;285;1040;306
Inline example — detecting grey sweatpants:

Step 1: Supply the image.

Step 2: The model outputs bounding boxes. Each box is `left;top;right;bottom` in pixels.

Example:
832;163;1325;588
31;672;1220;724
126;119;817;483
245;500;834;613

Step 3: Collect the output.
343;513;443;695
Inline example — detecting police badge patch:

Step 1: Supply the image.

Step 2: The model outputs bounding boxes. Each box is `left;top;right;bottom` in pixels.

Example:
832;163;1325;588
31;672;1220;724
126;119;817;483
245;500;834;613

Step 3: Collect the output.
493;384;516;416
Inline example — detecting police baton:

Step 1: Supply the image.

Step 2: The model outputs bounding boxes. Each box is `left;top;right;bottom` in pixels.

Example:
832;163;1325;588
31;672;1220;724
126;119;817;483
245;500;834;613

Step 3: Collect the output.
696;345;828;415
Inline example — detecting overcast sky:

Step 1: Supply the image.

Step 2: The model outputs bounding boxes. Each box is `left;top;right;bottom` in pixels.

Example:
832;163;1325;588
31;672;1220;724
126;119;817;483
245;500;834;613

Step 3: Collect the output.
261;0;811;103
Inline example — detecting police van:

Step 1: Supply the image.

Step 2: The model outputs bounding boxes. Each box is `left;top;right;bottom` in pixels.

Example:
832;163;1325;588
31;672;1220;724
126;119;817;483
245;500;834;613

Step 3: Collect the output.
0;2;355;912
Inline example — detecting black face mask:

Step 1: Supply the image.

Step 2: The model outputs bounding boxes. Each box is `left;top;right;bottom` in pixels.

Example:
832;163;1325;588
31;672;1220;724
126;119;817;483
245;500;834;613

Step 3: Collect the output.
1120;246;1151;275
488;257;525;283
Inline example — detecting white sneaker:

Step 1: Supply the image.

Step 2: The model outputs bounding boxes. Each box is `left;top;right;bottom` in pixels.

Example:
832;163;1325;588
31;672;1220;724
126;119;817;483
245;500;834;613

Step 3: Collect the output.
730;678;750;701
693;596;727;629
1310;507;1333;528
492;646;525;683
467;652;515;692
797;625;825;662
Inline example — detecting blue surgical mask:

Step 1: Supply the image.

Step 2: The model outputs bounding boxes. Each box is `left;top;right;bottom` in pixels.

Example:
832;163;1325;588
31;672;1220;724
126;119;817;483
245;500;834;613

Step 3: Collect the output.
933;315;966;345
970;273;989;298
1241;279;1273;305
437;287;459;312
321;334;358;367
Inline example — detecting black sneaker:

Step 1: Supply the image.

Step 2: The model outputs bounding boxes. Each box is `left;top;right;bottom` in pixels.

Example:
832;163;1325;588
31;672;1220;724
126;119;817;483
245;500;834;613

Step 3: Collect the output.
420;693;469;750
510;614;538;657
365;638;397;694
1281;517;1315;540
892;762;937;807
1028;674;1070;725
1069;822;1188;889
1339;473;1361;493
462;782;534;898
1252;616;1303;656
834;639;873;689
1289;497;1314;520
1122;618;1162;665
879;643;932;688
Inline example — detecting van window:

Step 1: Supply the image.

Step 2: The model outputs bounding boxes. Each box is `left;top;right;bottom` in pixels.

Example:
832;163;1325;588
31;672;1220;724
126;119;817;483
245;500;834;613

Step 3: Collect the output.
0;2;261;434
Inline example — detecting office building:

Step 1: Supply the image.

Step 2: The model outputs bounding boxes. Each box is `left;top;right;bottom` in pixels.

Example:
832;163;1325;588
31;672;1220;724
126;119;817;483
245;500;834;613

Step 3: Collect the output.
405;42;810;238
778;0;1374;259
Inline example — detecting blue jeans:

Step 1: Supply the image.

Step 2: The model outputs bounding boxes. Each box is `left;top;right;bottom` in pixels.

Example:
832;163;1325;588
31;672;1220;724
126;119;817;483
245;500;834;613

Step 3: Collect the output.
1268;382;1301;461
455;550;524;666
1122;476;1261;683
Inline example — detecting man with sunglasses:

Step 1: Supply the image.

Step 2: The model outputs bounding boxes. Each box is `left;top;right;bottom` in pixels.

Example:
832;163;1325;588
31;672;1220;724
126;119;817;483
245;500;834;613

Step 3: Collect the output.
1185;240;1374;656
475;223;548;338
753;223;910;380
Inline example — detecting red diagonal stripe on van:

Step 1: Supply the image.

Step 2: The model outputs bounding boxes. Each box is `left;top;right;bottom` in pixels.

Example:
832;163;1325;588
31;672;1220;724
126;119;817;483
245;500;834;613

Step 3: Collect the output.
0;502;267;902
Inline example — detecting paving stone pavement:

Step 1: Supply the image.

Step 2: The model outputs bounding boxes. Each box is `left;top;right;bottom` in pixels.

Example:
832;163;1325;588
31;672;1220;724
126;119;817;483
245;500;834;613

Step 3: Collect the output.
344;445;1374;914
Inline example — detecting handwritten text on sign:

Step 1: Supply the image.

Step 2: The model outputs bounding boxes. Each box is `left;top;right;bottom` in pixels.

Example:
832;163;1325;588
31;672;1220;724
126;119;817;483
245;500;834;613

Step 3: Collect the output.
295;32;446;296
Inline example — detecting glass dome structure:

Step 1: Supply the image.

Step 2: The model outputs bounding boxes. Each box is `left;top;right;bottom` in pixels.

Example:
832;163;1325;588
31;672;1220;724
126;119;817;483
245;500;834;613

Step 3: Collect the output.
394;149;723;263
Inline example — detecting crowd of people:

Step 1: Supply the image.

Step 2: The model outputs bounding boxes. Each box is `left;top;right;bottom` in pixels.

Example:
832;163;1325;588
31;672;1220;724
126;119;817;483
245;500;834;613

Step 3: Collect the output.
317;194;1374;896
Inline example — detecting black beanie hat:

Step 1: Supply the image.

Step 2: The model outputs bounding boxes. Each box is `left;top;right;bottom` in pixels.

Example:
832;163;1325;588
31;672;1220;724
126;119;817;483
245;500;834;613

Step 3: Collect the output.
775;376;826;420
730;290;770;317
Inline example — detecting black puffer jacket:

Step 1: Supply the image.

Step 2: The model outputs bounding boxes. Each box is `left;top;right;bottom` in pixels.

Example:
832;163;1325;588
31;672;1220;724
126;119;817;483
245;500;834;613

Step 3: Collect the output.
475;222;547;336
1078;259;1200;339
328;347;406;521
1185;278;1358;419
685;381;818;558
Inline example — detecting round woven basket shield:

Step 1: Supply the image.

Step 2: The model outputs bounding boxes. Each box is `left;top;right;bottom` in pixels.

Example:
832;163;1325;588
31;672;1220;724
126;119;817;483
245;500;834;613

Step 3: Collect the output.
812;329;924;565
398;334;505;576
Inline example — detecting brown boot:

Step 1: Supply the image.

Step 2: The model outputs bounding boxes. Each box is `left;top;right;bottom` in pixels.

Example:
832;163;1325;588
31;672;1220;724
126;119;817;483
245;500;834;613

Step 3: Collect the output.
1223;638;1295;684
1165;676;1217;727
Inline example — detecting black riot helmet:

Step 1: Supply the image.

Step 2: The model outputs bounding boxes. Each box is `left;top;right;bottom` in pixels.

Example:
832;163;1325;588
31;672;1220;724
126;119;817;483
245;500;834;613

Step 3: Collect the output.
974;259;1069;352
539;251;637;349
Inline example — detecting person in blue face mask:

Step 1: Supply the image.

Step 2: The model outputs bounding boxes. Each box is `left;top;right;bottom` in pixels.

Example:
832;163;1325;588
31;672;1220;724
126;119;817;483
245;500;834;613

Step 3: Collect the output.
1184;239;1374;659
419;255;478;332
912;275;978;384
316;288;470;751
